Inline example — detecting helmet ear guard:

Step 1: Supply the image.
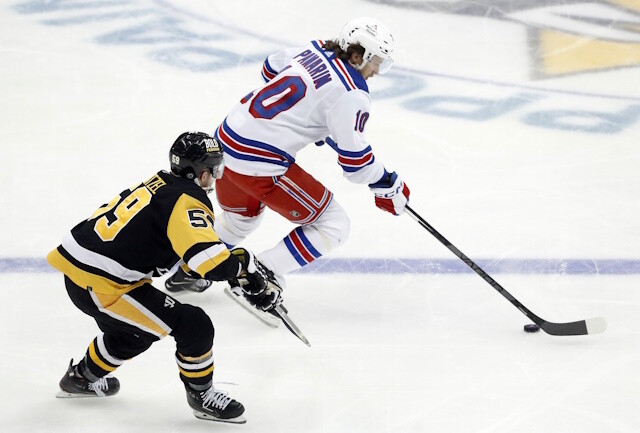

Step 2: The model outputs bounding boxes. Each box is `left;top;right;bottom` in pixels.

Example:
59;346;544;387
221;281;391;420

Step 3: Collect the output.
338;17;395;74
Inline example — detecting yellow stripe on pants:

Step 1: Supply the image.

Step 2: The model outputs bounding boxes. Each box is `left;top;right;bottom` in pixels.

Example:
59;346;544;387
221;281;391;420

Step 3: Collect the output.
93;292;169;338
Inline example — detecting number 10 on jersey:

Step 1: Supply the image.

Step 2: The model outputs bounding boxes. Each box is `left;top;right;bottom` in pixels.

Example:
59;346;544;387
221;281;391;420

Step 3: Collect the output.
354;110;369;132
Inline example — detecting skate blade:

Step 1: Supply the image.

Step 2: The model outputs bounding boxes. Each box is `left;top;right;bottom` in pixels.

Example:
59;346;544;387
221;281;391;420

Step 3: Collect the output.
56;390;103;398
193;409;247;424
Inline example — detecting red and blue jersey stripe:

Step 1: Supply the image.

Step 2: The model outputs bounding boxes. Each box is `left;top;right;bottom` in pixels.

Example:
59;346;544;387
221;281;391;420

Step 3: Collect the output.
261;57;278;82
310;40;368;93
215;119;294;167
323;136;375;173
337;147;375;172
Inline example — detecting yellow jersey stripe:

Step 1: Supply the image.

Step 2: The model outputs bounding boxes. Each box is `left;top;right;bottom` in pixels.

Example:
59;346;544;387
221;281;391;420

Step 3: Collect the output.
189;246;231;277
46;248;150;295
61;231;149;281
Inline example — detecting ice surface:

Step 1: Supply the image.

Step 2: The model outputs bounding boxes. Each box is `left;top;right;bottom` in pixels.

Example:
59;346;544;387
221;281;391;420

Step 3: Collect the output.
1;1;638;432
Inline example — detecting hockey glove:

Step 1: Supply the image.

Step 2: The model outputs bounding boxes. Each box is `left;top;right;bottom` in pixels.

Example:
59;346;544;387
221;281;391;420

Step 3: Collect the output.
230;248;269;295
245;285;283;312
229;249;284;312
369;171;410;215
228;276;283;313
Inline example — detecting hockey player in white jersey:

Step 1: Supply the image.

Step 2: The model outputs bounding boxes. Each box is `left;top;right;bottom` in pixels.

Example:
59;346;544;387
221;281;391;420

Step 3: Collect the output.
166;17;410;298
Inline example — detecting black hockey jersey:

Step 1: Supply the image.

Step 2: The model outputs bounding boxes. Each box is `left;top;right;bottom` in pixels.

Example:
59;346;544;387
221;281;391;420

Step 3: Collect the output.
47;170;230;295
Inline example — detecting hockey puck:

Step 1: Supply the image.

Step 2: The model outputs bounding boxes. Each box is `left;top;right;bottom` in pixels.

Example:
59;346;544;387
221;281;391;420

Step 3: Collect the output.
524;324;540;333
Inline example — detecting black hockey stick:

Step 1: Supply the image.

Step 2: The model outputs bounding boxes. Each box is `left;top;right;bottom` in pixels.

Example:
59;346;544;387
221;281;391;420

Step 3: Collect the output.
271;305;311;347
224;287;311;346
405;205;606;336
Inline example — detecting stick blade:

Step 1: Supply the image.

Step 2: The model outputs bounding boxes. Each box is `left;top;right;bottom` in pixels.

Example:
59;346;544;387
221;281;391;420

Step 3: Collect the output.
540;316;607;336
585;317;608;335
273;305;311;347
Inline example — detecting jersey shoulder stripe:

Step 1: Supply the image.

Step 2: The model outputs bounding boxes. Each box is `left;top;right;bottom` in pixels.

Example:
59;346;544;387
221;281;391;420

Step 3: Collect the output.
310;40;368;93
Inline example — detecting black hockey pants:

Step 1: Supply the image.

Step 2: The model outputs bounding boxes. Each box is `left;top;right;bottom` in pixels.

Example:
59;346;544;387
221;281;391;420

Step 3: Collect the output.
64;276;215;388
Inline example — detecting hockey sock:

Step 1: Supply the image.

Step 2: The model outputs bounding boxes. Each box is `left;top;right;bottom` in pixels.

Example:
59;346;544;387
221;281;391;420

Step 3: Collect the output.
175;350;214;391
79;334;125;382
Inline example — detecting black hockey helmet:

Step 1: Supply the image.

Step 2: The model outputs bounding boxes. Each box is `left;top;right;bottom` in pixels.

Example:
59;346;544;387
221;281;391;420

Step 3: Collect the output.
169;132;224;180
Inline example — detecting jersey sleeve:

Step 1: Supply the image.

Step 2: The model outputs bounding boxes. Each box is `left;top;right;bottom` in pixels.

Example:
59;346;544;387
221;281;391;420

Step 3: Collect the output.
325;91;386;184
261;45;308;82
166;193;232;278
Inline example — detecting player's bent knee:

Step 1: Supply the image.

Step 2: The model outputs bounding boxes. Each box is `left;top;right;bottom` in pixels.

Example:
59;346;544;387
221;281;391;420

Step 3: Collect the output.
331;212;350;246
315;201;350;247
172;304;214;350
215;211;264;246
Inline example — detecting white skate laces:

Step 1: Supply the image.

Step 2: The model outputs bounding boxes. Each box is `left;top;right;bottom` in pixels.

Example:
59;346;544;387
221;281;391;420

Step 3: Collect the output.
201;387;232;410
88;377;109;397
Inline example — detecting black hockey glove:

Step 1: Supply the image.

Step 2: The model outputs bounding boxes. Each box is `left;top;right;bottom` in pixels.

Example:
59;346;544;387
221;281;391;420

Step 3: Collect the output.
245;286;283;312
230;248;269;295
230;248;283;312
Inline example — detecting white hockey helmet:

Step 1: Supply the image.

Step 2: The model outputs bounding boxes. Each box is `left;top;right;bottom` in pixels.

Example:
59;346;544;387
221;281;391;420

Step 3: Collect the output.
338;17;395;74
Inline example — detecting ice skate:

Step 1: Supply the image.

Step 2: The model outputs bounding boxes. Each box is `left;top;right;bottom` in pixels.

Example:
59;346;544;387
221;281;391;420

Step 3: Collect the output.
185;384;246;423
165;267;212;293
56;359;120;398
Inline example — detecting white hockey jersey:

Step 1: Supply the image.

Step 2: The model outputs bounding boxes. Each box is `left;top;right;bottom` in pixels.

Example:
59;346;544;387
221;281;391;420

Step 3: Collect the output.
214;40;387;185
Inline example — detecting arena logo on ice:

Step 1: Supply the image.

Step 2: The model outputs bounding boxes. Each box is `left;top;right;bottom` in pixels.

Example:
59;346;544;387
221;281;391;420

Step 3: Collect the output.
14;0;640;135
372;0;640;78
369;0;640;135
14;0;272;72
373;70;640;135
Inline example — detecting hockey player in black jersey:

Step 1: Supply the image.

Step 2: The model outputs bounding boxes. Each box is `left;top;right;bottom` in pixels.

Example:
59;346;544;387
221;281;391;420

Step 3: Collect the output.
47;132;282;423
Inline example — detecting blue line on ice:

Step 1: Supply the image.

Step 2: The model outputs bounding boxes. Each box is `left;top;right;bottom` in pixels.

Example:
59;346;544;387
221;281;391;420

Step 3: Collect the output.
3;258;639;275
